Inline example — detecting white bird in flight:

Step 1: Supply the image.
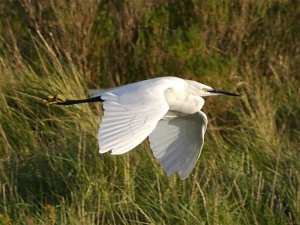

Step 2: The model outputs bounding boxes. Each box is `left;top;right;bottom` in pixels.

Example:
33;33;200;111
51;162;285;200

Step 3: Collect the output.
44;76;239;179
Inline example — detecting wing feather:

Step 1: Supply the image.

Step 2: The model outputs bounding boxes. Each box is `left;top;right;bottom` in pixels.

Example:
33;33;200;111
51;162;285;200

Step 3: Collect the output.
149;111;208;179
97;79;178;154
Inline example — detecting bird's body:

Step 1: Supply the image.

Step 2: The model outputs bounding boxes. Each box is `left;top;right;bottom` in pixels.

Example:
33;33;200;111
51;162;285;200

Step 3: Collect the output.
44;76;238;179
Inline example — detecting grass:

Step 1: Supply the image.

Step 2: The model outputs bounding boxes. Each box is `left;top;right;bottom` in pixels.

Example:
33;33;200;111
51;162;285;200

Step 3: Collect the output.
0;0;299;224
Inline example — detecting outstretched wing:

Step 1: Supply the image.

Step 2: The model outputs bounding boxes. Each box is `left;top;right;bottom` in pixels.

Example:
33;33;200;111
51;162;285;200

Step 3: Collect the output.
149;111;208;179
98;79;177;155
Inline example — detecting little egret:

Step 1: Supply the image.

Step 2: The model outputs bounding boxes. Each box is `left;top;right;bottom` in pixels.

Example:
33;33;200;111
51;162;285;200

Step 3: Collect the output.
43;76;239;179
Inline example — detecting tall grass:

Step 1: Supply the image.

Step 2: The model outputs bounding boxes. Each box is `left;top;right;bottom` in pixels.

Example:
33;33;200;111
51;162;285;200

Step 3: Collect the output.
0;1;299;224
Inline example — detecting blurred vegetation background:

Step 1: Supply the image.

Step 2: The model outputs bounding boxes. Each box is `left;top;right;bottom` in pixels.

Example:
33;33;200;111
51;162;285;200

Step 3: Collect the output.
0;0;299;224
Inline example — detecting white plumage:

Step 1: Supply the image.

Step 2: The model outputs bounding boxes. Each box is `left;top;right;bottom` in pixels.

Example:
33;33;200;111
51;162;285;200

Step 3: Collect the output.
45;76;238;179
90;77;238;179
149;111;207;179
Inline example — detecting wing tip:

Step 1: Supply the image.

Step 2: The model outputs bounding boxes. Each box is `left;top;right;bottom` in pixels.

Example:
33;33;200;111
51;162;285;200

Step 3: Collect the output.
178;171;190;180
111;151;124;155
99;148;111;154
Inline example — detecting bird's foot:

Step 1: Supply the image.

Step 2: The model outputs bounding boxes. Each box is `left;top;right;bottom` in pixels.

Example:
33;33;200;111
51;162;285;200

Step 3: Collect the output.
42;94;67;105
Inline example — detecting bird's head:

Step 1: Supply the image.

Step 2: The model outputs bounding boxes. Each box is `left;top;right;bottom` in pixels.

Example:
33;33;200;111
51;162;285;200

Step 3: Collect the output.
186;80;240;97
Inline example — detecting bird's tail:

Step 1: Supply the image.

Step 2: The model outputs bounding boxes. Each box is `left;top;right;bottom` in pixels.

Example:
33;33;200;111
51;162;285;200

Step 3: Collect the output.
88;88;113;98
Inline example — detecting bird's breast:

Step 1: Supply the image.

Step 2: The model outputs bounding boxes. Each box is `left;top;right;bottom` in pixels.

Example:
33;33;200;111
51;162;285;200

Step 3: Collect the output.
164;88;205;115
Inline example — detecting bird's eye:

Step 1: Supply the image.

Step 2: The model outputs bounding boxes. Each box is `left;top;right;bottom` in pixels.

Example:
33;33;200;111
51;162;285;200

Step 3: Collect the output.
202;88;208;92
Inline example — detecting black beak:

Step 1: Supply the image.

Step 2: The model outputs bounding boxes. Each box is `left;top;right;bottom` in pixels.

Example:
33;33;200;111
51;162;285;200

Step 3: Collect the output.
208;89;240;96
